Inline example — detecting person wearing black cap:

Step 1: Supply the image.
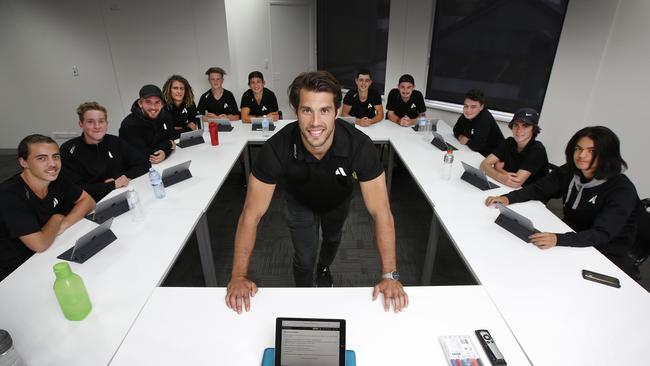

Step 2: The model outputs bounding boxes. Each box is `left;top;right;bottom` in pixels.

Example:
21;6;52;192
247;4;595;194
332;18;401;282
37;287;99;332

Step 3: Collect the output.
0;134;95;281
119;84;176;164
197;67;240;121
453;89;504;156
240;71;280;123
225;71;408;314
341;69;384;127
386;74;426;127
61;102;150;202
485;126;640;276
479;108;548;188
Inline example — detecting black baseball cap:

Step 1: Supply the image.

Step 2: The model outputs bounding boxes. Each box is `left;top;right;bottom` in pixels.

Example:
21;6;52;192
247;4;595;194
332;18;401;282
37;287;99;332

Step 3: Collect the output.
139;84;163;99
511;108;539;125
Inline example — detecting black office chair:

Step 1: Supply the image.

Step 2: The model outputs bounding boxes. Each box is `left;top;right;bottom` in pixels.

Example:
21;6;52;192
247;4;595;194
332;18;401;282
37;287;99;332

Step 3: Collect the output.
630;198;650;266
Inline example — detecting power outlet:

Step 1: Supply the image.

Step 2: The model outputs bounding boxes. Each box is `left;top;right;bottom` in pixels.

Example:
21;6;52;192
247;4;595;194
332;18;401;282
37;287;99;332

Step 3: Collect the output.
72;66;79;77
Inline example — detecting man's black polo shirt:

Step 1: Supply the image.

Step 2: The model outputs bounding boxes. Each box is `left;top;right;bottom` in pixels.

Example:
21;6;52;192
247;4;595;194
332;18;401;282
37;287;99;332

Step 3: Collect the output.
240;88;279;117
0;174;82;280
343;88;383;119
252;119;383;213
492;137;549;186
197;89;239;116
385;88;426;119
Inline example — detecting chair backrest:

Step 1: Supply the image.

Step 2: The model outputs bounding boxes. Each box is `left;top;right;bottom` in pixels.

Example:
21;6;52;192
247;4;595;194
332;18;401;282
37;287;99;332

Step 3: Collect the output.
631;198;650;265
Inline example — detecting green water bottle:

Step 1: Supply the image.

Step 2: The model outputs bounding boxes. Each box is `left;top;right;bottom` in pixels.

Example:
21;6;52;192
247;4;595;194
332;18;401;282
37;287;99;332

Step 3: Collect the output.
53;262;92;321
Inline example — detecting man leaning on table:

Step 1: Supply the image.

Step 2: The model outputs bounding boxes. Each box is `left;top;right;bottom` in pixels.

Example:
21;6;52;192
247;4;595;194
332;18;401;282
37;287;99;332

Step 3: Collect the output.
61;101;150;202
225;71;408;314
119;84;176;164
0;134;95;281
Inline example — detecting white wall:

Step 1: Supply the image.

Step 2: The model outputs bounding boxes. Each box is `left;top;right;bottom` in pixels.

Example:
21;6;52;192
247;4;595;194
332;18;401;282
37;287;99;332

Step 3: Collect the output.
0;0;230;147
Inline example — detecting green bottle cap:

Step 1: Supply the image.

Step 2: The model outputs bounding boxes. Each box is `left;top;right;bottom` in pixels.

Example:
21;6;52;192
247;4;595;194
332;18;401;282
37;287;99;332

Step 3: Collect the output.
53;262;72;278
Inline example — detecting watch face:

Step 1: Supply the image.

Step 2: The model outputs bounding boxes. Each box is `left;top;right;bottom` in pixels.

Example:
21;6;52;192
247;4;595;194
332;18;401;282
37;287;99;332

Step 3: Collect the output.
392;271;400;281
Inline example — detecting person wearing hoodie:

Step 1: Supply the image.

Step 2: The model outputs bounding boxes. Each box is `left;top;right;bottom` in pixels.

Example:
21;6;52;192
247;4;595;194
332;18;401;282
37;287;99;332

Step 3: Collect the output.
485;126;640;276
119;84;176;164
61;101;150;202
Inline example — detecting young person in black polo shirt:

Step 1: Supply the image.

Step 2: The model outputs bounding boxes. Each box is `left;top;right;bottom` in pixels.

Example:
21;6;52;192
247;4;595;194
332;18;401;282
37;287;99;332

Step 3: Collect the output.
485;126;640;276
0;135;95;281
240;71;280;123
386;74;426;127
341;69;384;127
480;108;548;188
225;71;408;314
119;84;176;164
453;88;504;157
197;67;240;121
61;102;150;202
162;75;199;138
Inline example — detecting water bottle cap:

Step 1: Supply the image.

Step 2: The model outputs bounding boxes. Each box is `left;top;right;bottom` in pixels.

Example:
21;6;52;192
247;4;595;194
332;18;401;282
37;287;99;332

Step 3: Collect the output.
0;329;13;354
53;262;72;277
149;167;155;172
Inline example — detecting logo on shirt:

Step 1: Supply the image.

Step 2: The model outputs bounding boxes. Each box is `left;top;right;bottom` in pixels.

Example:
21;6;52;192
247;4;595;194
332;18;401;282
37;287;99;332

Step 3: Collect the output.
262;106;268;111
411;103;416;109
108;151;114;159
69;145;76;154
334;167;347;177
224;103;229;108
471;128;475;135
588;195;597;204
368;103;373;109
163;123;168;130
182;108;188;114
53;197;59;208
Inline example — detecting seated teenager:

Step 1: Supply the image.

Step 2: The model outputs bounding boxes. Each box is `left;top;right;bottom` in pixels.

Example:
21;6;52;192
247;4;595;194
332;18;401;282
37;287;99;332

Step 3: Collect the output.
453;89;504;156
480;108;548;188
386;74;426;127
61;102;150;202
341;69;384;127
119;84;176;164
0;135;95;281
485;126;640;276
240;71;280;123
197;67;240;121
162;74;199;138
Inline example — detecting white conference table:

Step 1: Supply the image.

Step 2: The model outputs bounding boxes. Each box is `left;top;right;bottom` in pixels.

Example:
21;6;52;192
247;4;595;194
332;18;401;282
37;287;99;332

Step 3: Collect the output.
0;208;203;366
109;286;531;366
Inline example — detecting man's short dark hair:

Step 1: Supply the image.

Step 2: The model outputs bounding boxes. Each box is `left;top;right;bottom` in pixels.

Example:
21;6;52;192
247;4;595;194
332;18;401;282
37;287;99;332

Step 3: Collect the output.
248;71;264;83
464;89;486;105
18;134;57;160
398;74;415;85
205;67;226;76
287;71;342;111
564;126;627;179
508;120;541;138
76;101;107;122
356;69;372;79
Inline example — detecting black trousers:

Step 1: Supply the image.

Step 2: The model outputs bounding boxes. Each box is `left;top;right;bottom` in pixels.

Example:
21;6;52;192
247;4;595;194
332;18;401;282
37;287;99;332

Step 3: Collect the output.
284;193;352;287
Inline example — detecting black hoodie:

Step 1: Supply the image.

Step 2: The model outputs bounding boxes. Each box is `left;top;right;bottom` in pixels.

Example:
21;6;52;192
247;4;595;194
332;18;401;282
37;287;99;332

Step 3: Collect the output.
60;134;151;202
119;100;176;158
505;164;639;256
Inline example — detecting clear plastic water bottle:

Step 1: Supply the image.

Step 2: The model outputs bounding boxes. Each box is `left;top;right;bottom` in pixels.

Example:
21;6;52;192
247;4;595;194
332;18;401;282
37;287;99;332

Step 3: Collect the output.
126;189;145;221
52;262;92;321
418;117;429;141
0;330;26;366
441;149;454;180
148;167;166;199
262;115;270;137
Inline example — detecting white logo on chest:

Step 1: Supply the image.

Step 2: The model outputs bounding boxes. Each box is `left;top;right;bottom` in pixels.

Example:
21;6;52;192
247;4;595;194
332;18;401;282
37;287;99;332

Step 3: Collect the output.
224;103;228;108
53;197;59;208
411;103;416;109
588;195;597;204
334;167;347;176
262;106;268;111
108;151;114;158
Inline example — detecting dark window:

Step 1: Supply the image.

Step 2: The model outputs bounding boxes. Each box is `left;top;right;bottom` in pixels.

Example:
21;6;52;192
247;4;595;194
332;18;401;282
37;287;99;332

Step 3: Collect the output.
425;0;569;112
317;0;390;92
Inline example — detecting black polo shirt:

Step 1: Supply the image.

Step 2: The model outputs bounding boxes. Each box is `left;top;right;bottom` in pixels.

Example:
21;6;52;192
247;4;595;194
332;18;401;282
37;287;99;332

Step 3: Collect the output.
385;88;426;119
197;89;239;116
492;137;549;186
240;88;279;117
343;88;382;119
0;174;82;280
165;102;199;135
252;119;383;213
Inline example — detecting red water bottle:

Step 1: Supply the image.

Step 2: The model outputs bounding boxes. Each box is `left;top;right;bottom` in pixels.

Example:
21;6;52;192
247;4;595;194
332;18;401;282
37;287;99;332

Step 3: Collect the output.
209;122;219;146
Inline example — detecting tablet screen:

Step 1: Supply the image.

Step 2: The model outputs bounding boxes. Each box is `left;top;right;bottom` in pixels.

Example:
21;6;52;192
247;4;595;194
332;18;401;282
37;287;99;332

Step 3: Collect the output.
276;318;345;366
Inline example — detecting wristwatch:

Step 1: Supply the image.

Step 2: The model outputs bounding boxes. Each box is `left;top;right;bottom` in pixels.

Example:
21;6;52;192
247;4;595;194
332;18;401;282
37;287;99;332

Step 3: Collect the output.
381;271;400;281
